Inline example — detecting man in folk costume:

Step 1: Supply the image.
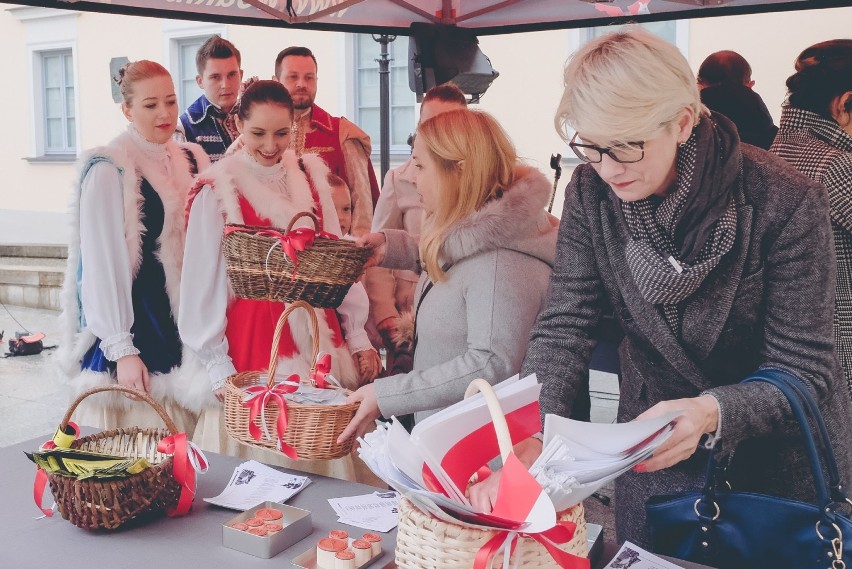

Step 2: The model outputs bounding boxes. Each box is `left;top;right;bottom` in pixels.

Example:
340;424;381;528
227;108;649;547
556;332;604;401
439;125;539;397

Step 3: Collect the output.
179;80;377;481
176;35;243;163
56;61;211;432
274;46;380;236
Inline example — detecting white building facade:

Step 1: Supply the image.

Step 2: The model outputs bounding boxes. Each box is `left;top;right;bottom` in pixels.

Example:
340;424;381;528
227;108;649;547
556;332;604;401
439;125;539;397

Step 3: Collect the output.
2;4;852;243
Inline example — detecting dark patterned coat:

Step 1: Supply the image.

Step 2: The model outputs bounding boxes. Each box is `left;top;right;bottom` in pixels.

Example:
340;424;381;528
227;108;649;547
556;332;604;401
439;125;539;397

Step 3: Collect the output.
523;144;852;547
771;106;852;402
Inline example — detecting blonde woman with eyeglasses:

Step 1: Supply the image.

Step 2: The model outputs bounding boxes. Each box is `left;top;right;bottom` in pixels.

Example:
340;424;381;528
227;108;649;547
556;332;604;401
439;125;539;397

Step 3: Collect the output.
469;28;852;549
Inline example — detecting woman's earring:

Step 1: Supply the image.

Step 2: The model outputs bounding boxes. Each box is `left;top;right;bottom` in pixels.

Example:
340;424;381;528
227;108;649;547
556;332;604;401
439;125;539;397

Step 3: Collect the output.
678;140;687;148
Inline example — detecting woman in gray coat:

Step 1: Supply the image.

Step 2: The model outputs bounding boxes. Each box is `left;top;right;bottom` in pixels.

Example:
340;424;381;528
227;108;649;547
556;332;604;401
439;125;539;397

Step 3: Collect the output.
337;108;559;442
470;29;852;548
770;39;852;402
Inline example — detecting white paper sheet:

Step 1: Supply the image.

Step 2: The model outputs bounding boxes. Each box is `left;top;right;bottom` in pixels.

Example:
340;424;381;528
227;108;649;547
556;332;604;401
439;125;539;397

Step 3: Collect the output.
604;541;684;569
203;460;311;510
542;410;681;455
328;491;400;533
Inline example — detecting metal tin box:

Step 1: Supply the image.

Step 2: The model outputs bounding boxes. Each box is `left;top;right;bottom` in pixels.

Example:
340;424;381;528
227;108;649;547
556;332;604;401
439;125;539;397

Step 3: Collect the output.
222;501;313;559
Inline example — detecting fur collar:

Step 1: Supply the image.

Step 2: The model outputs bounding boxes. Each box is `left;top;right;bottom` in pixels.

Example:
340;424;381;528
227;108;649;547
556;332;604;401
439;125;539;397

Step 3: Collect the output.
440;166;558;266
202;149;342;236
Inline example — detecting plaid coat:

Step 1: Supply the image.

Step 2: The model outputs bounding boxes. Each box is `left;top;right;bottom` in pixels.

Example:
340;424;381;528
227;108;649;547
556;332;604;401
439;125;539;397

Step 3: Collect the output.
771;106;852;402
524;142;852;547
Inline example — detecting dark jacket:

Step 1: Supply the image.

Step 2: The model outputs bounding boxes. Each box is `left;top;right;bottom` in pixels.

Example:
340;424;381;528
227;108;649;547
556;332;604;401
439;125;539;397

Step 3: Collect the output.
524;143;852;546
178;95;234;163
701;84;778;149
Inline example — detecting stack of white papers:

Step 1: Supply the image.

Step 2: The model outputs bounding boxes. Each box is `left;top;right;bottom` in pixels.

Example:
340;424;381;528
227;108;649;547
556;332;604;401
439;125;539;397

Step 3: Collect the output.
204;460;311;510
328;491;400;533
285;384;349;405
358;375;554;532
531;412;678;511
358;373;681;529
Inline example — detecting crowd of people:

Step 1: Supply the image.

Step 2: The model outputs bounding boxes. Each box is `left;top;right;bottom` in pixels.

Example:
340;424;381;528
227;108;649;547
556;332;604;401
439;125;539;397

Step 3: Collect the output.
56;29;852;548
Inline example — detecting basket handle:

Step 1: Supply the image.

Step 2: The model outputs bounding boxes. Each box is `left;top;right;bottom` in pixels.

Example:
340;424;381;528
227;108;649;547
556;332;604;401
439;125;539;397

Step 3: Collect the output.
285;211;320;234
464;378;513;465
267;300;321;388
61;385;179;435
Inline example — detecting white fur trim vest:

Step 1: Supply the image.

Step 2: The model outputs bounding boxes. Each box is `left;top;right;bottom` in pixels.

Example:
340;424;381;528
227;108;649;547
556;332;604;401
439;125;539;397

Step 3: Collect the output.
55;130;213;412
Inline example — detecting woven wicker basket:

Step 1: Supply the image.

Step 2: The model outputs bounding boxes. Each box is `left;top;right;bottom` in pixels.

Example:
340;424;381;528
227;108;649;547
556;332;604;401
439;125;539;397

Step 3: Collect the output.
222;211;372;308
396;499;588;568
46;385;182;530
224;300;359;460
395;379;588;569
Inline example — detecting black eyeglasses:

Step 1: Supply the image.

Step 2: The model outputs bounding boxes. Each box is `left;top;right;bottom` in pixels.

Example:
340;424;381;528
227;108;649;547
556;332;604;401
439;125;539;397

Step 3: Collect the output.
569;132;645;164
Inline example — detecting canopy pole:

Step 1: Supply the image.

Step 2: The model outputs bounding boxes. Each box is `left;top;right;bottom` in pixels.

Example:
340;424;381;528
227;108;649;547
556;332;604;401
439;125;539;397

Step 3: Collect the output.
372;34;396;182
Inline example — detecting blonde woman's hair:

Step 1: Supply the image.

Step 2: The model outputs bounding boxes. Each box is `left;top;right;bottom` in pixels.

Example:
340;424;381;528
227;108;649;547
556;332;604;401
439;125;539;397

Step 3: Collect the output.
116;60;171;105
416;108;517;282
555;27;703;146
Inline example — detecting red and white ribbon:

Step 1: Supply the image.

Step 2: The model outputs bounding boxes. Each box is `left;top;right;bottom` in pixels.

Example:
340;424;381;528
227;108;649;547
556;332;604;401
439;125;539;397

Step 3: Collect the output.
242;377;301;459
157;433;209;517
311;352;334;389
474;520;590;569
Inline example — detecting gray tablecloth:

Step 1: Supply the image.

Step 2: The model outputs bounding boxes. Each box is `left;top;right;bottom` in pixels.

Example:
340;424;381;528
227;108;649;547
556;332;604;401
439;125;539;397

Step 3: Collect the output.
4;431;398;568
3;431;713;569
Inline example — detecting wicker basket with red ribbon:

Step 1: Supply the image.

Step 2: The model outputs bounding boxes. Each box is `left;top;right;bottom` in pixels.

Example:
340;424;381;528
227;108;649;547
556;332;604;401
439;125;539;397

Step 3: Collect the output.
395;379;589;569
32;385;207;530
223;300;359;460
222;211;371;308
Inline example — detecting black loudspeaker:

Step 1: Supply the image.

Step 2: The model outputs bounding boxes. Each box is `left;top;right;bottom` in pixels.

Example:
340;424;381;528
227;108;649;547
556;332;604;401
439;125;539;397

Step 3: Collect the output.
408;23;499;103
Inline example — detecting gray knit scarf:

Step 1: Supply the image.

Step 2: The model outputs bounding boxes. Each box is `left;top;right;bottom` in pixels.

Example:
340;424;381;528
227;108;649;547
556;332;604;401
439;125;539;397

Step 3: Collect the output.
620;112;741;334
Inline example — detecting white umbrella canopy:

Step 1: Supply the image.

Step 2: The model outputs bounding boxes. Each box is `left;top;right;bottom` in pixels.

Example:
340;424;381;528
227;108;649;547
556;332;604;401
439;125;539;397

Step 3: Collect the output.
4;0;848;35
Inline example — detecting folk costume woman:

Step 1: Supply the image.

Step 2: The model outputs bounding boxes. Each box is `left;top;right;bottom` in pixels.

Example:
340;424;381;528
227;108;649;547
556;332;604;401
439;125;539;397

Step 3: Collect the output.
56;61;210;432
468;29;852;548
179;80;377;481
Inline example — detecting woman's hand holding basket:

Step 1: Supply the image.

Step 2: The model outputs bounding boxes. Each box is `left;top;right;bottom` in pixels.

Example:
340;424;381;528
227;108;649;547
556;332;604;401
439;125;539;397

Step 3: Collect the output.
355;232;387;270
336;383;381;443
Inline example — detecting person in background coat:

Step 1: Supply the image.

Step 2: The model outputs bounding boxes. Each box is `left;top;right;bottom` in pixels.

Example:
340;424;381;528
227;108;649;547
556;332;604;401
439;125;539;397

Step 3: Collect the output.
770;39;852;403
696;50;778;149
470;28;852;548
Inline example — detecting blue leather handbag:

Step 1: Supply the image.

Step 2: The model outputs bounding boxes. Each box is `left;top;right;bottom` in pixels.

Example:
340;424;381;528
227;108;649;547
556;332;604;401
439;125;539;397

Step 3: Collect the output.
645;368;852;569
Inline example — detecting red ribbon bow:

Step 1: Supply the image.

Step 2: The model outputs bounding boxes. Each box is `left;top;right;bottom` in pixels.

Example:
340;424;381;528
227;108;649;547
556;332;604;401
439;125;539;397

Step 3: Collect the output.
311;352;333;389
474;520;590;569
242;377;301;460
157;433;208;517
258;227;316;268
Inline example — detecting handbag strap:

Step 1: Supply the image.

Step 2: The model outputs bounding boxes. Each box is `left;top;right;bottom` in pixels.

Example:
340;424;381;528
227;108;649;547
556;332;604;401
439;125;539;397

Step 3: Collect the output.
741;368;847;509
746;368;845;503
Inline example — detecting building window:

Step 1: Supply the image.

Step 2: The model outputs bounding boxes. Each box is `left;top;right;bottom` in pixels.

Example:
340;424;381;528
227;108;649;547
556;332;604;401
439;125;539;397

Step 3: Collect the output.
41;50;76;154
174;37;205;111
585;20;686;53
354;34;417;154
162;21;226;112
